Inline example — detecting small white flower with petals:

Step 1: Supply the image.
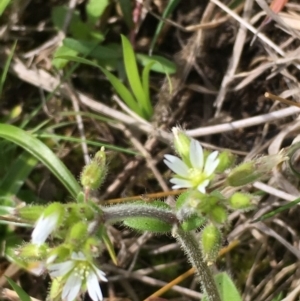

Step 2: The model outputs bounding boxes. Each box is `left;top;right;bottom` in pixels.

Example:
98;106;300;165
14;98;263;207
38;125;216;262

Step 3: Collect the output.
164;139;219;193
48;252;107;301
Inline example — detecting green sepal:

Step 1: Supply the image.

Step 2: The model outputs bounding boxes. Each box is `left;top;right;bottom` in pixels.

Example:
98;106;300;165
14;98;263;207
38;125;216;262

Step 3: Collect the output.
67;222;88;246
176;190;202;210
181;214;206;231
15;205;45;222
15;243;48;260
210;205;228;224
76;191;85;203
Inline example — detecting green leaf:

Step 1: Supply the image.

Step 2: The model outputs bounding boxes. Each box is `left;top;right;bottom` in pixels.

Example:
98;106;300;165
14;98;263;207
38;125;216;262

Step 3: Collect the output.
118;0;134;29
0;124;81;199
137;54;177;74
54;55;144;117
99;66;143;117
202;272;242;301
149;0;180;54
52;45;78;69
0;41;16;96
141;62;155;116
123;200;172;233
0;0;10;16
51;5;91;39
121;35;149;118
63;38;120;60
86;0;109;24
6;277;31;301
124;216;172;232
0;151;38;198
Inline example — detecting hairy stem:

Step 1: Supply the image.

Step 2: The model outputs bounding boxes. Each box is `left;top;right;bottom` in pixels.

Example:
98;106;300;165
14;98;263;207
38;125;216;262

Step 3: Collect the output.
173;226;221;301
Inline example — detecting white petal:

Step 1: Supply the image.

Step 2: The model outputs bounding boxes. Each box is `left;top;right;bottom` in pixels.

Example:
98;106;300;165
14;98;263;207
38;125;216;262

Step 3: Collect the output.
87;272;103;301
164;155;189;177
170;178;193;189
62;273;82;301
197;180;209;193
190;140;203;170
92;265;108;282
48;261;74;277
204;151;219;175
31;214;58;245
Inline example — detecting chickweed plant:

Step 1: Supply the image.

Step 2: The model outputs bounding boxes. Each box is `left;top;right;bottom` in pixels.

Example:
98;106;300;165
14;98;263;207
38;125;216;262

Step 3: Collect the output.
4;127;289;301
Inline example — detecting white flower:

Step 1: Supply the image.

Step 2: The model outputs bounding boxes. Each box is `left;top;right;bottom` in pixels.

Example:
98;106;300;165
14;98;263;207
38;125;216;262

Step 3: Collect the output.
31;212;60;245
48;252;107;301
164;139;219;193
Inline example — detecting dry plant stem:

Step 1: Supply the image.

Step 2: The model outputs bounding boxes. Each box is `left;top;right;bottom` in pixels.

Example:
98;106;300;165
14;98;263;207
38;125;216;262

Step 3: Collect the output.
214;0;254;116
4;54;300;139
173;226;222;301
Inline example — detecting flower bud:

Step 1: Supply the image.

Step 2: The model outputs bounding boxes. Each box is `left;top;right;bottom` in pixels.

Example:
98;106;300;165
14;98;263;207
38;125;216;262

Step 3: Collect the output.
201;224;221;263
15;243;47;260
67;222;88;246
215;150;235;172
172;127;191;164
210;205;228;224
229;192;253;210
227;162;256;186
80;147;107;190
15;205;45;222
227;153;287;187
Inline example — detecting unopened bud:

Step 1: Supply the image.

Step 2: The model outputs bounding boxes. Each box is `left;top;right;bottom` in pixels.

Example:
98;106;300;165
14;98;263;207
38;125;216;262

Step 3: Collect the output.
210;205;227;224
80;147;107;190
16;243;47;260
67;222;88;246
216;150;235;172
229;192;253;210
15;205;45;222
227;153;287;187
172;127;191;164
201;224;221;263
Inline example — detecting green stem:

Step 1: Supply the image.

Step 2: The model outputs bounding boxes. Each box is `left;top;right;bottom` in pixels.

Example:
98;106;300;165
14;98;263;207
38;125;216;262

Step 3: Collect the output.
173;226;221;301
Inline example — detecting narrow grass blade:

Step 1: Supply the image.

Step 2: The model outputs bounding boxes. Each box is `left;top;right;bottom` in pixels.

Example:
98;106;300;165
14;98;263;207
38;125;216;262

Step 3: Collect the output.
55;55;143;117
142;62;155;116
0;41;16;96
121;35;150;118
119;0;134;29
149;0;180;54
251;196;300;223
0;124;81;198
6;277;31;301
